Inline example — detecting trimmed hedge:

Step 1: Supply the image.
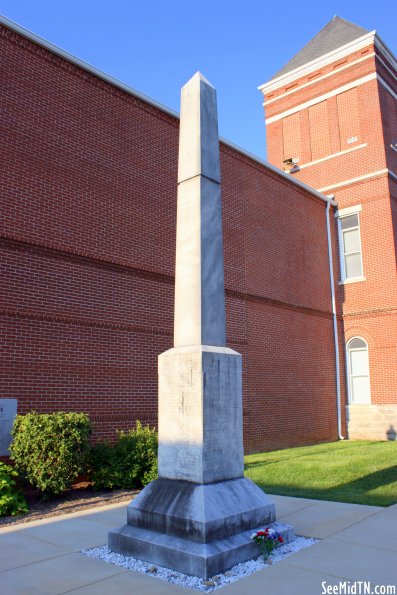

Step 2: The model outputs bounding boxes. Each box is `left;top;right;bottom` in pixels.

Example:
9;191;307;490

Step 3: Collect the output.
10;412;91;496
90;421;158;490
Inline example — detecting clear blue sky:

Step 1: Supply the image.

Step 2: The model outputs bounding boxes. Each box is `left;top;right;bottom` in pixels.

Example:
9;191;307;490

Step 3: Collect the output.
1;0;396;160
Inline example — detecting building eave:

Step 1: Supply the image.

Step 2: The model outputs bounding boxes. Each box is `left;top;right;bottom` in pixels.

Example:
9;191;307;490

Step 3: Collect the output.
374;34;397;75
0;14;180;120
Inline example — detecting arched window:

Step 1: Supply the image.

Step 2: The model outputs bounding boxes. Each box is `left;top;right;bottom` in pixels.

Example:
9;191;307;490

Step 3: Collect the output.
346;337;371;404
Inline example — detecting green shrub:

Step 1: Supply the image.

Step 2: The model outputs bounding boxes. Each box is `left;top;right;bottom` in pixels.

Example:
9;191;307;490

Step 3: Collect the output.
10;412;91;496
88;441;115;489
0;461;28;517
90;421;158;490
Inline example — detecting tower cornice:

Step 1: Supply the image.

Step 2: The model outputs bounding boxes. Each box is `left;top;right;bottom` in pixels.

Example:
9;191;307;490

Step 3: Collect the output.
259;30;378;96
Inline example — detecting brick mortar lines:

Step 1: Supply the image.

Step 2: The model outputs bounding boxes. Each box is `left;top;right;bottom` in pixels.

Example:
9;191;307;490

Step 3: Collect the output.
91;414;157;422
220;144;332;209
343;307;397;318
0;307;247;347
0;234;175;285
1;235;334;320
0;307;174;336
227;289;333;320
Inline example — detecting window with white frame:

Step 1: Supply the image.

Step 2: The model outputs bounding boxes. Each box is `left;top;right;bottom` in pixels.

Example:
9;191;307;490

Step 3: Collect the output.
337;209;364;282
346;337;371;404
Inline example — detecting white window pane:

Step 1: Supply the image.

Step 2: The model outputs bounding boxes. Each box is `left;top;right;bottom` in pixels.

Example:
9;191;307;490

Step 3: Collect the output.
349;338;366;349
341;214;358;230
352;376;371;403
351;350;369;376
345;252;362;278
343;228;360;254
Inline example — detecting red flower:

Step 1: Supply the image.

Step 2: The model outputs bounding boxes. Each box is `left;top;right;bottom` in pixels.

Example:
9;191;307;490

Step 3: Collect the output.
257;531;267;536
278;536;284;543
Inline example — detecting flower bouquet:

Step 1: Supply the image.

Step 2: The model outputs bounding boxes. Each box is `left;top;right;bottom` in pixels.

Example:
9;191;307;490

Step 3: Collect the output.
250;527;284;561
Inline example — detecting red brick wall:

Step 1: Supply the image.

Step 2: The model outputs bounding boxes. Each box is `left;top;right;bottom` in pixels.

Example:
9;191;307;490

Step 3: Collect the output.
336;88;360;151
391;183;397;257
282;113;301;161
267;78;386;192
379;81;397;173
308;101;330;160
1;23;342;452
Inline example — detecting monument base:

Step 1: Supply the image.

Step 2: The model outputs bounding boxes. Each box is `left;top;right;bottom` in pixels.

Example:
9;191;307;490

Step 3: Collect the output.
109;520;294;579
108;477;295;578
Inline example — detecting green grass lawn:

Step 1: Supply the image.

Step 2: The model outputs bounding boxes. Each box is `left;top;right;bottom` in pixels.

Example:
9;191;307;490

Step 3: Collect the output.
244;440;397;507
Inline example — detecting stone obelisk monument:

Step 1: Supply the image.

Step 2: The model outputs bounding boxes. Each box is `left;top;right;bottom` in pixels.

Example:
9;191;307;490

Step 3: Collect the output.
109;72;294;578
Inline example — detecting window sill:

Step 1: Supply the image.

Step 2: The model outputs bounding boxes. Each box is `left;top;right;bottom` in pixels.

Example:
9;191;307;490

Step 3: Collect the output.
347;402;372;406
338;276;366;285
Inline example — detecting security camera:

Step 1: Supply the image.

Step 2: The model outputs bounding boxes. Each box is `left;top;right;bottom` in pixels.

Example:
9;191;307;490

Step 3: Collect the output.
283;157;300;165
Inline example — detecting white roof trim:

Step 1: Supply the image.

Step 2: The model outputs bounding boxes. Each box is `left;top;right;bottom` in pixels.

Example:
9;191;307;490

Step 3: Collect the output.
299;144;367;171
258;30;376;95
376;55;397;85
378;74;397;101
0;14;336;207
318;169;389;192
374;34;397;75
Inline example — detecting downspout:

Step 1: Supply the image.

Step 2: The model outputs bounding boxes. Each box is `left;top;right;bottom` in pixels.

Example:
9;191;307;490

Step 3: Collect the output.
326;201;344;439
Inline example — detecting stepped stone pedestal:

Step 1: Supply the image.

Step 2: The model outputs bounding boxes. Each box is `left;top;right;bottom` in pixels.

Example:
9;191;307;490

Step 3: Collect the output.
109;478;294;578
108;72;294;578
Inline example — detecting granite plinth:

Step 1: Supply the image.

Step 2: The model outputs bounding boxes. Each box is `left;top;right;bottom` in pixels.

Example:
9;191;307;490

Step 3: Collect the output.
158;346;243;484
126;477;275;542
109;521;295;579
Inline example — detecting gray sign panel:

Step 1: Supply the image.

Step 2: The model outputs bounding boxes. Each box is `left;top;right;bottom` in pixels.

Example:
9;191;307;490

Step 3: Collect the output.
0;399;18;456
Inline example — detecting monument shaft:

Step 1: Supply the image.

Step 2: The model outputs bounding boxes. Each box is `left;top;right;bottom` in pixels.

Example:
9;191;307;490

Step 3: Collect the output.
174;73;226;348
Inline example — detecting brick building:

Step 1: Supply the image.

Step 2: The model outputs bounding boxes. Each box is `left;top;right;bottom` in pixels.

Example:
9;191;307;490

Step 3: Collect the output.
1;15;395;452
260;16;397;440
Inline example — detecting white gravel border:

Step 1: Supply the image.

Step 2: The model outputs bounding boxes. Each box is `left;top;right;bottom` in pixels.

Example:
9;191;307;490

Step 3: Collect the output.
82;537;317;591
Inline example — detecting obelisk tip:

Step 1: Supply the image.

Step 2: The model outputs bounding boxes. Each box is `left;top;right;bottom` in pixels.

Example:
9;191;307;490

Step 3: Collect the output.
183;71;215;89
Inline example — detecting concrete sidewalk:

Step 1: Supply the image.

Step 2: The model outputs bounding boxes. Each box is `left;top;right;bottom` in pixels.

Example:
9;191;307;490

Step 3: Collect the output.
1;495;396;594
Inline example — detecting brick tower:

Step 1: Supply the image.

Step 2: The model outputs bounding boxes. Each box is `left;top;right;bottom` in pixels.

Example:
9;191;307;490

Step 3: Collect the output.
260;16;397;440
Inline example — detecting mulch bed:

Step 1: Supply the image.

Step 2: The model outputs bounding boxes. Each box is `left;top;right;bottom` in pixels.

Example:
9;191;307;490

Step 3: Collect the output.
0;482;138;528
